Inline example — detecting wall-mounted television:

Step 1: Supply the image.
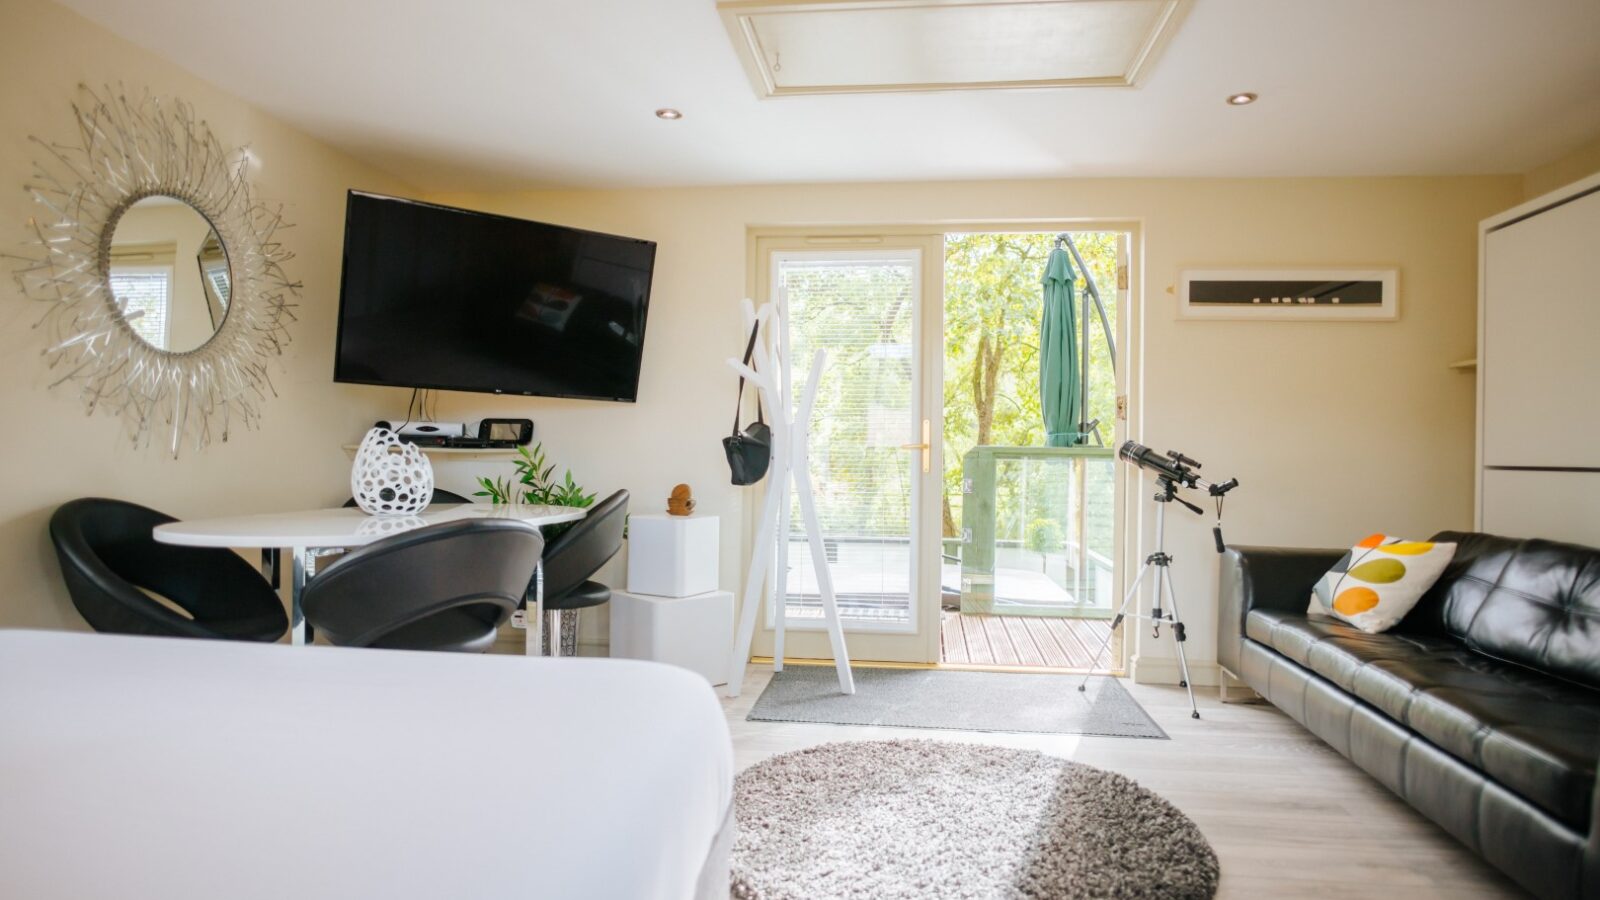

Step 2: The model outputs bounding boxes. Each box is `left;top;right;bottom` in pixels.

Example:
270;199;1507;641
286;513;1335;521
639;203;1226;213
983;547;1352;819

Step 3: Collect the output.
334;191;656;402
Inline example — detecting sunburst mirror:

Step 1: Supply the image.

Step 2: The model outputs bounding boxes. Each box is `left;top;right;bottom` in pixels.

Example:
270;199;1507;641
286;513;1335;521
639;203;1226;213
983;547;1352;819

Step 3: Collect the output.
9;84;300;456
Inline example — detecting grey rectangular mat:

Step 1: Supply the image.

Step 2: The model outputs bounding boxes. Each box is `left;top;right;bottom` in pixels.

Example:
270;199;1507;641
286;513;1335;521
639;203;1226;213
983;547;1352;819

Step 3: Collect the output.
746;665;1168;739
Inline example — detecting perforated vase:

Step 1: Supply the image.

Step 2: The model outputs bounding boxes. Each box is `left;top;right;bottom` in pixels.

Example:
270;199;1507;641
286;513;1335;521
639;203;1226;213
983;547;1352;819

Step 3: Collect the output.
350;428;435;516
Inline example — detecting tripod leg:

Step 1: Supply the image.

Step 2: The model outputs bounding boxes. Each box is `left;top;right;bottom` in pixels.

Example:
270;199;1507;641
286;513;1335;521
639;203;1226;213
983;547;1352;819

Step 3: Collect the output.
1078;561;1151;693
1161;565;1201;719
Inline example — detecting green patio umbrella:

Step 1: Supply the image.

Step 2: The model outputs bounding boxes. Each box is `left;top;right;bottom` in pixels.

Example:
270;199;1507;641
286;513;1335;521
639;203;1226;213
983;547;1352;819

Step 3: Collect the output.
1040;245;1083;447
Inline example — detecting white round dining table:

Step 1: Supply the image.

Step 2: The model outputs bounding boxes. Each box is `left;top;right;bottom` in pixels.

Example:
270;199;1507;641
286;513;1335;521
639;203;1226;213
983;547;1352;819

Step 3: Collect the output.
153;503;586;652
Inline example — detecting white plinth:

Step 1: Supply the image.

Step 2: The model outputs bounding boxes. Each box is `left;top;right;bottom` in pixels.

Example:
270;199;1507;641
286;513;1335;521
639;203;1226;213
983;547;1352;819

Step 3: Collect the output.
627;514;719;599
610;589;733;686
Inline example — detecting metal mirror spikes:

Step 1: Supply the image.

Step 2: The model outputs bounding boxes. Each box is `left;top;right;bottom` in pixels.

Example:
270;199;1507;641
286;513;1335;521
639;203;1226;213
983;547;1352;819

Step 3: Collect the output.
9;85;300;456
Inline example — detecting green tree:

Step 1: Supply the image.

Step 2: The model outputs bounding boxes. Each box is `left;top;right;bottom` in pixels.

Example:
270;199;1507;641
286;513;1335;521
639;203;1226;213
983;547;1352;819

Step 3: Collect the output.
774;234;1121;546
785;262;915;539
1026;517;1064;573
942;232;1120;538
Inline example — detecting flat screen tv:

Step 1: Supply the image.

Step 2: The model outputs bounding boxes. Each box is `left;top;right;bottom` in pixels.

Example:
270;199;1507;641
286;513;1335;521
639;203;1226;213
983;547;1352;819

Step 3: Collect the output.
334;191;656;402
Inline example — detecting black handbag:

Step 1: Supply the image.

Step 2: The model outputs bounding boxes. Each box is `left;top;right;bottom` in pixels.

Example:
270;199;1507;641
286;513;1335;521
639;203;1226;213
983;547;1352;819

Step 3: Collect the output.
724;321;773;486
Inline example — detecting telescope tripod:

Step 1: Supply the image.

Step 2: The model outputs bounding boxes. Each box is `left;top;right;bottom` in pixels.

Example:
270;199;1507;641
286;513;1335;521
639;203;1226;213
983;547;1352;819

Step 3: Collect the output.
1079;476;1201;719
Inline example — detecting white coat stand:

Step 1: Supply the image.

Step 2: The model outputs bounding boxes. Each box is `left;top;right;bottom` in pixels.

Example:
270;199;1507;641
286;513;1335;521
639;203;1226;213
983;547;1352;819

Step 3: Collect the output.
723;298;854;698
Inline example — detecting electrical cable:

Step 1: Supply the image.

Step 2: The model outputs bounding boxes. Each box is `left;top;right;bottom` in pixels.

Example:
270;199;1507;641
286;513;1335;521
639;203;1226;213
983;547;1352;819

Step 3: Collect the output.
395;388;419;433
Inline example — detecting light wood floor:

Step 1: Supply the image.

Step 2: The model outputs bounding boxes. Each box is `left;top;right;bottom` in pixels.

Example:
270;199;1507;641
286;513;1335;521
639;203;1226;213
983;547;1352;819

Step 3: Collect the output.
940;611;1116;669
723;665;1526;899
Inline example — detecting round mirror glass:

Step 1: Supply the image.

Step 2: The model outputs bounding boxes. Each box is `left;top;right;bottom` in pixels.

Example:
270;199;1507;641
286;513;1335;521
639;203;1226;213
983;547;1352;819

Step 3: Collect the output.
107;195;231;352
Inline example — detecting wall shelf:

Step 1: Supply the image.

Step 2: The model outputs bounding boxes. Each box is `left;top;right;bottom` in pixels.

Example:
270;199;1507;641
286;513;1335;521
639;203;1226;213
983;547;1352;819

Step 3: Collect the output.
341;444;522;461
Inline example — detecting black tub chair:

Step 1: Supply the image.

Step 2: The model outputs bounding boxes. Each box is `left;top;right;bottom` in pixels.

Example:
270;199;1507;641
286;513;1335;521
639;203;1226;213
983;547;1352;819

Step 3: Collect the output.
49;498;288;641
311;489;476;579
303;518;544;653
529;490;629;656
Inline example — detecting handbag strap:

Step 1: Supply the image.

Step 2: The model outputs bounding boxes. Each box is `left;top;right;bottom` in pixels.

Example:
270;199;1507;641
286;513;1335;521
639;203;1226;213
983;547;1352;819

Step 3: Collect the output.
732;321;765;434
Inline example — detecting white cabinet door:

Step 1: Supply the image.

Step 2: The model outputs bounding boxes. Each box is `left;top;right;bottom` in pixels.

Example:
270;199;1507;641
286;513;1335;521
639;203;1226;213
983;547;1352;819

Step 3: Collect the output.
1482;188;1600;468
1482;469;1600;547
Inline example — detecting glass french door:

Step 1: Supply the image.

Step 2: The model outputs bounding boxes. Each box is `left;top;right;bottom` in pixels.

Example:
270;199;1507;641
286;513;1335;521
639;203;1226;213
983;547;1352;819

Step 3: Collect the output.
751;238;943;664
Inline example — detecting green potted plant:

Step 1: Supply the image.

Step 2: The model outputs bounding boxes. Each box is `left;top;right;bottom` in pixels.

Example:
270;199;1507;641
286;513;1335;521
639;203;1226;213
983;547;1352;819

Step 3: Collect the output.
475;443;596;536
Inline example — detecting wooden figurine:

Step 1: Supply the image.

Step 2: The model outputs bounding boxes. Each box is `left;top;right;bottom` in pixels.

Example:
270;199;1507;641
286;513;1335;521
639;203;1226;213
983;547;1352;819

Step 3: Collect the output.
667;483;695;516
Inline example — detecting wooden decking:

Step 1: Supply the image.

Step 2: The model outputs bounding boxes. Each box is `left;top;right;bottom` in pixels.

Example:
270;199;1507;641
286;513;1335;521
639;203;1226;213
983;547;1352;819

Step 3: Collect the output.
939;611;1118;671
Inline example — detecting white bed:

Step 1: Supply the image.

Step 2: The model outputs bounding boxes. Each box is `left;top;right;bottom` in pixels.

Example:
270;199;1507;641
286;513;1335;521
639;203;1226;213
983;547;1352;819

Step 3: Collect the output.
0;629;734;900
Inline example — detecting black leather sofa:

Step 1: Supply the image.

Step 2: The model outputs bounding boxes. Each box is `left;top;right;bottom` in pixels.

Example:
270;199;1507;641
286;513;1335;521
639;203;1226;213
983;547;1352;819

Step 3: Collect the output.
1218;531;1600;900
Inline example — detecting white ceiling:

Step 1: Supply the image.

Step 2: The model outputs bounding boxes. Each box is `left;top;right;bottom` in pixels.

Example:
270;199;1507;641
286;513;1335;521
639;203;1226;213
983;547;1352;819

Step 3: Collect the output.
56;0;1600;191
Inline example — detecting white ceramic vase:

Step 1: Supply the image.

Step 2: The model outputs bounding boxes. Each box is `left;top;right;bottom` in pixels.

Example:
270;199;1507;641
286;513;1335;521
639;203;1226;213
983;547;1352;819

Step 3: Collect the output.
350;427;434;516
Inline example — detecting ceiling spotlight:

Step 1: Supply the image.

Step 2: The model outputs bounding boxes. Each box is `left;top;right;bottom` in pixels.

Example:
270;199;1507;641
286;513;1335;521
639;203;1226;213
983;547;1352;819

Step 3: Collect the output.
1226;92;1258;106
655;108;683;120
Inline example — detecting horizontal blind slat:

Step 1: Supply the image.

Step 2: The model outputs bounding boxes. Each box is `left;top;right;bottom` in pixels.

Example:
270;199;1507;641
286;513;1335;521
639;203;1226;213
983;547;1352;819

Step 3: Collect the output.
777;258;918;624
109;271;169;347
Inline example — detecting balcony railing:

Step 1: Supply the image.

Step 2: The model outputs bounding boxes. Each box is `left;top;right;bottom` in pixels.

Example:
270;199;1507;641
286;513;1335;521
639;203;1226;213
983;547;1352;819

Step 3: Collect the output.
958;445;1116;618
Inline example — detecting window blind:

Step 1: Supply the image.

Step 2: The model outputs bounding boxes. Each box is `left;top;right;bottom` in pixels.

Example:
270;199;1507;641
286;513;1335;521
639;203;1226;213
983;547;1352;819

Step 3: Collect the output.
205;267;230;307
777;257;916;624
109;270;170;348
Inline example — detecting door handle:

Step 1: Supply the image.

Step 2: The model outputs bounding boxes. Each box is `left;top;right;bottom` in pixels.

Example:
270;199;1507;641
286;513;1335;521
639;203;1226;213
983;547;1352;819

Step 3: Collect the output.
899;419;931;473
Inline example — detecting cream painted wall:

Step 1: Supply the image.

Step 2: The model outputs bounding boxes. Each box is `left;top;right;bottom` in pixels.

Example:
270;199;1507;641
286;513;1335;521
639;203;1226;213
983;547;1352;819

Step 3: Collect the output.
0;0;417;630
430;175;1521;677
1524;133;1600;200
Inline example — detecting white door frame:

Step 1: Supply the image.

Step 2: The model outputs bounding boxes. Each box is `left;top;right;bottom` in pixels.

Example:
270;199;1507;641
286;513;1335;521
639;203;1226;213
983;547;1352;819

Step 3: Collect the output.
743;222;1140;668
933;224;1138;672
748;232;944;664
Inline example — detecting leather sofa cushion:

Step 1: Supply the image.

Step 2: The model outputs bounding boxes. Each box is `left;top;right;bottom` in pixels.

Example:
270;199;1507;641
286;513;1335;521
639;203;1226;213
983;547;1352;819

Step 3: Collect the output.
1424;531;1600;691
1408;686;1600;832
1246;609;1455;702
1248;609;1600;830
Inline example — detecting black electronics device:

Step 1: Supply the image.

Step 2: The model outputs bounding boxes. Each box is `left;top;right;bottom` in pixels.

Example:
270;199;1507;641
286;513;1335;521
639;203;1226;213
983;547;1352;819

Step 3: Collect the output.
372;420;479;449
334;191;656;402
478;418;534;447
373;420;432;444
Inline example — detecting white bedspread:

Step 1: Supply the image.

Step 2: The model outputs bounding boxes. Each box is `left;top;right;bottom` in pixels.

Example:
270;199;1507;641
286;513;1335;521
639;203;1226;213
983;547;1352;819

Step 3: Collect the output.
0;629;734;900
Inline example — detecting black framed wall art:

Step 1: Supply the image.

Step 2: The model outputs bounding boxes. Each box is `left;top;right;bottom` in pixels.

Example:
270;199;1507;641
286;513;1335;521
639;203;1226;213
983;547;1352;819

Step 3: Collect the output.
1178;268;1398;320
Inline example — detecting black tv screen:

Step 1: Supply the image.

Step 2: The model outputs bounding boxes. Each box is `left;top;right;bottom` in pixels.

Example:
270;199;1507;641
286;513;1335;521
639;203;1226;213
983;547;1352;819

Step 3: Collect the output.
334;191;655;402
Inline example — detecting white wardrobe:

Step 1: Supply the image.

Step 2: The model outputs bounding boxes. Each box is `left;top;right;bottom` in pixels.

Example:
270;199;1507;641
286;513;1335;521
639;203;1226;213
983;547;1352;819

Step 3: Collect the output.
1477;172;1600;546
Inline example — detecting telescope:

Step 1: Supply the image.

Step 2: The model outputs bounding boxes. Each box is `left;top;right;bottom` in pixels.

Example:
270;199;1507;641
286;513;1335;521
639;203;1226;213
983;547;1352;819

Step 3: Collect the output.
1081;440;1244;720
1117;440;1239;553
1117;441;1238;498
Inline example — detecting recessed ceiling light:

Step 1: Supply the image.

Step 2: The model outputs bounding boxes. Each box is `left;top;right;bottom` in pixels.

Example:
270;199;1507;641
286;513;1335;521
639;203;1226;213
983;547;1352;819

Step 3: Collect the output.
1226;92;1258;106
655;108;683;120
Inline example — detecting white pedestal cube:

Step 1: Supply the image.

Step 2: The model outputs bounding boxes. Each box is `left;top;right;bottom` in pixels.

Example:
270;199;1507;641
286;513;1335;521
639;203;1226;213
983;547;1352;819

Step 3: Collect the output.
626;514;719;599
610;589;733;686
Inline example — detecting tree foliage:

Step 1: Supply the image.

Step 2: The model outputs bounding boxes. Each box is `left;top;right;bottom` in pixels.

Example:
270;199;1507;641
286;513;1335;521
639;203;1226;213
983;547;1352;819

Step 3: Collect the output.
942;233;1121;537
786;262;915;538
776;235;1122;545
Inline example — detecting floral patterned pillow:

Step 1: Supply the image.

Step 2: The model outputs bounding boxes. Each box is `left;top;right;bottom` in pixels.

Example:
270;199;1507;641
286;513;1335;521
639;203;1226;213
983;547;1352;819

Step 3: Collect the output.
1308;533;1457;634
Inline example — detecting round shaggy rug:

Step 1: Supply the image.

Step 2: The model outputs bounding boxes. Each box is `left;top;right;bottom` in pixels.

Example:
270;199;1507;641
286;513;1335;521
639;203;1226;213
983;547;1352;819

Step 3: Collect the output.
732;740;1219;900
